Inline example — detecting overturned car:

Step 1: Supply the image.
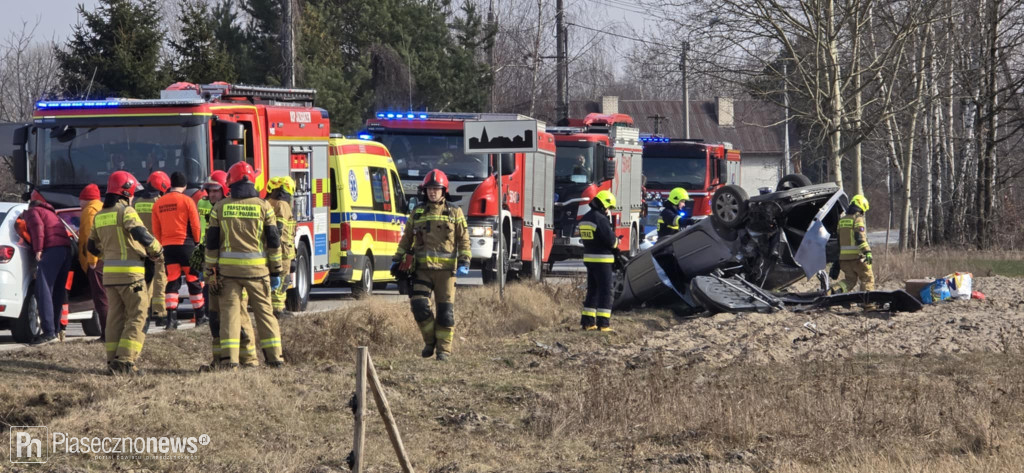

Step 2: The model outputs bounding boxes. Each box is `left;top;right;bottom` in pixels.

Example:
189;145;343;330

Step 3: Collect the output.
613;177;922;314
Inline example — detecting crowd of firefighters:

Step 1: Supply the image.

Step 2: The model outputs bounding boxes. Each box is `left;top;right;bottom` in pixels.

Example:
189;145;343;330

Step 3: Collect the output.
21;165;876;371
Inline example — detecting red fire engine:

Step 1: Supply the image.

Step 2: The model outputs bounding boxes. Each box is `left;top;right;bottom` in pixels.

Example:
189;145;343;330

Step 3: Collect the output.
362;112;556;282
13;82;336;311
548;113;644;265
639;136;742;220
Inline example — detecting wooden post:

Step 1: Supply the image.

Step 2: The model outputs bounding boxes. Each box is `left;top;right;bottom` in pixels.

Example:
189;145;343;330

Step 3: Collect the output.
351;347;368;472
366;352;416;473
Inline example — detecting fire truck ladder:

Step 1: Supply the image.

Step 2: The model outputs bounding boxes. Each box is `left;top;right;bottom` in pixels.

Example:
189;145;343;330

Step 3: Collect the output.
201;83;317;107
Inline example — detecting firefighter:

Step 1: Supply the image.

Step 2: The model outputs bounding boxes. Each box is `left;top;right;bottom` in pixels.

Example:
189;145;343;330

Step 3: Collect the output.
579;190;618;332
266;176;297;318
87;171;163;375
78;184;108;334
837;194;874;293
153;172;205;329
135;171;170;331
392;169;470;361
206;162;285;370
657;187;691;239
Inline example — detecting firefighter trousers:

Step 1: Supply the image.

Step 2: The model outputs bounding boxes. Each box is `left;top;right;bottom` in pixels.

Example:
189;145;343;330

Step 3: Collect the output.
840;259;875;292
582;262;613;328
145;258;167;317
409;269;457;355
104;280;148;363
208;284;256;364
271;257;292;313
219;276;281;365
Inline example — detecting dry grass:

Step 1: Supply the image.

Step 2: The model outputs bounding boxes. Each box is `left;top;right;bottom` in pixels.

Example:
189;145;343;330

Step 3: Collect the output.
873;248;1024;283
2;279;1024;472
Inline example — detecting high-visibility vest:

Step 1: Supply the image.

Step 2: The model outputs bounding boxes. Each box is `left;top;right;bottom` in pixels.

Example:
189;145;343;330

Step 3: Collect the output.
838;213;870;261
89;203;162;285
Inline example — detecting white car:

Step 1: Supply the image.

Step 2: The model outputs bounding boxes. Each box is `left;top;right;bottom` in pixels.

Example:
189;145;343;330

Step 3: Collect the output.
0;202;101;343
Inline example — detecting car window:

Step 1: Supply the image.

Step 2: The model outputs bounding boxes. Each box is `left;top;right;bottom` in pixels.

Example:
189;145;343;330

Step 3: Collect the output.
369;167;393;212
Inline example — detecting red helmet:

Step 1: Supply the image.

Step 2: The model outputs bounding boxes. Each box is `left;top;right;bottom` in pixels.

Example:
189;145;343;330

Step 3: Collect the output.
107;171;139;199
227;162;256;187
205;170;230;196
147;171;171;193
420;169;449;191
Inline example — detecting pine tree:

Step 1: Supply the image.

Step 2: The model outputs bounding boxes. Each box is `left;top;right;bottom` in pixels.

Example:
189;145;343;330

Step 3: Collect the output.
55;0;166;98
299;0;371;133
171;0;237;84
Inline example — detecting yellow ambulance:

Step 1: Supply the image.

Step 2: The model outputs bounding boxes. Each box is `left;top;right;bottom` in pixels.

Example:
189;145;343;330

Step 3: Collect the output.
326;135;409;296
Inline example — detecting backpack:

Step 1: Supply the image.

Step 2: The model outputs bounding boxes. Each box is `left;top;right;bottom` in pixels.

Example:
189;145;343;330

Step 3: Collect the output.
15;214;31;244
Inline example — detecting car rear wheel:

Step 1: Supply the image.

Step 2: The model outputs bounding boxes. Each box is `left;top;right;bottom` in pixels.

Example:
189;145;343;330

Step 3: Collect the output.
12;291;40;344
711;185;750;229
286;242;310;312
777;173;812;191
351;257;374;299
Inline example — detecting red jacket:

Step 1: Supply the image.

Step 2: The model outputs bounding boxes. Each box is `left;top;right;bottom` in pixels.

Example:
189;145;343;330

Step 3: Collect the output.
153;191;202;246
23;201;72;253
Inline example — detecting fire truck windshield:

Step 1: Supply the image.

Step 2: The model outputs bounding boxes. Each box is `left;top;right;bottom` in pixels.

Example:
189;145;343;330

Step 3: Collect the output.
642;156;707;190
554;145;595;184
35;124;209;189
376;133;487;181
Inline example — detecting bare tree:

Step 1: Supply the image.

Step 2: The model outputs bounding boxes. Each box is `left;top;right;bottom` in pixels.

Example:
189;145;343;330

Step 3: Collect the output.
0;20;60;122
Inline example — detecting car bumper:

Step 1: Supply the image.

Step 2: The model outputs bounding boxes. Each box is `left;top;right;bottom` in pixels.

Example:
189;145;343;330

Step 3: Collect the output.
0;268;25;319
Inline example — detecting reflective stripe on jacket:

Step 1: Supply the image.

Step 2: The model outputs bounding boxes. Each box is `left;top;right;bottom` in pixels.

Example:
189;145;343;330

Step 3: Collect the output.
396;202;470;271
580;207;616;264
839;213;871;260
206;197;282;278
88;203;162;285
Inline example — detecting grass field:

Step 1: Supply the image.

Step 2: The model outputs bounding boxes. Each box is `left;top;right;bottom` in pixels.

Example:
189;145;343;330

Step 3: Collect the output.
2;273;1024;472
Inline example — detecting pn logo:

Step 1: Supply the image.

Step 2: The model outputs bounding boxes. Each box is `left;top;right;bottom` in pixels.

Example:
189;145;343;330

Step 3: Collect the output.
10;426;48;463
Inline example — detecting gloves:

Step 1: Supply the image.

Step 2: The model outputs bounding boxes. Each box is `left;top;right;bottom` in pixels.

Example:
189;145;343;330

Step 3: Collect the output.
457;264;470;276
863;252;873;265
270;275;282;291
390;261;401;278
398;253;414;272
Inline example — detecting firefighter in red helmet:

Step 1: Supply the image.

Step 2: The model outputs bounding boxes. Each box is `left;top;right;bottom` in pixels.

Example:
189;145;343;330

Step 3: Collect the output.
392;169;470;361
205;162;285;369
135;171;170;331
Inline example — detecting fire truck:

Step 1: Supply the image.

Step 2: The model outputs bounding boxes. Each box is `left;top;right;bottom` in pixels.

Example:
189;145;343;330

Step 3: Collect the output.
11;82;336;312
548;113;644;265
362;112;556;283
639;137;742;222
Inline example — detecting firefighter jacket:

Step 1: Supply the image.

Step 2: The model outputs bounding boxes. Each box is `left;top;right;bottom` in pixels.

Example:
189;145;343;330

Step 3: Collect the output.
205;183;283;278
153;191;201;246
267;195;296;262
579;207;617;264
78;199;102;271
132;189;160;233
657;205;681;238
839;212;871;261
396;201;471;271
87;202;163;285
197;197;213;243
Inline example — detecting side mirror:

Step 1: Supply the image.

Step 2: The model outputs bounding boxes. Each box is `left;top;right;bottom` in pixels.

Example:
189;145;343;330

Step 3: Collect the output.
217;121;244;141
603;157;616;180
224;144;244;167
501;153;515;176
718;160;728;183
215;121;246;167
10;125;29;184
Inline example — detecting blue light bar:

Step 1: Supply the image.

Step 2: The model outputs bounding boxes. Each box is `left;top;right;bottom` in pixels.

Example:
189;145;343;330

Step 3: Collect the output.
35;98;201;111
640;136;671;143
358;133;373;140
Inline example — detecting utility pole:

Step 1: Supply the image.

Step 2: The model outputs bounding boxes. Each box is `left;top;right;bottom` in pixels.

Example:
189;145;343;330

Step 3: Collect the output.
282;0;295;87
680;40;690;139
556;0;568;124
783;61;791;175
487;0;496;112
648;114;667;135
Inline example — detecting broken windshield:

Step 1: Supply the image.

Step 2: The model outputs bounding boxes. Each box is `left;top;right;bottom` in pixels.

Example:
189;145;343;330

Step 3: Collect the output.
36;124;209;189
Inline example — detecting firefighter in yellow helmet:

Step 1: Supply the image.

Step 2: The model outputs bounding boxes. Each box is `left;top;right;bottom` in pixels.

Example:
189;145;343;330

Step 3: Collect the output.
657;187;691;239
266;176;297;318
392;169;471;361
579;190;618;331
205;162;285;370
837;194;875;293
87;171;163;375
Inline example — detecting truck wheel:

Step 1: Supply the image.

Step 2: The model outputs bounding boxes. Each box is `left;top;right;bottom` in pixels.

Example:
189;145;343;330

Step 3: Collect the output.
12;290;40;344
776;173;812;191
351;257;374;299
81;310;102;337
711;185;749;229
482;234;510;285
523;233;544;282
286;242;310;312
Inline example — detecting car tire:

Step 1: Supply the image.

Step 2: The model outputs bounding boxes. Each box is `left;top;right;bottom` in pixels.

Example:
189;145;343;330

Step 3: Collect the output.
81;310;102;336
351;257;373;299
523;233;544;282
12;290;40;344
711;185;750;229
777;173;812;191
286;242;310;312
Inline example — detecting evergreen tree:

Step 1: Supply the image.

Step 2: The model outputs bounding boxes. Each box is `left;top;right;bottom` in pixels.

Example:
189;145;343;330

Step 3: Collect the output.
238;0;283;84
171;0;237;84
299;0;371;133
55;0;166;98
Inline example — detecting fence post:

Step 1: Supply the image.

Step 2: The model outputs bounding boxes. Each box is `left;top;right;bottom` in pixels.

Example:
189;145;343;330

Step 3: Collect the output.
351;346;368;472
366;352;416;473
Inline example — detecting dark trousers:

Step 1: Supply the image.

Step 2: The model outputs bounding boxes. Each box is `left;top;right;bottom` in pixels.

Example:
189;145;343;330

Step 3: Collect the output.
36;246;72;337
164;245;205;316
582;261;614;328
87;261;109;333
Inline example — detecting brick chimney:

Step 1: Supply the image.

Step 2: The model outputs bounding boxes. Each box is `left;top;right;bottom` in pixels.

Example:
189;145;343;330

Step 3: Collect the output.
601;96;619;115
716;97;734;127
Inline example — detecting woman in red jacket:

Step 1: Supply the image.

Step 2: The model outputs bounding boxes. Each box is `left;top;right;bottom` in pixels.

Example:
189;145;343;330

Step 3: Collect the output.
22;191;73;345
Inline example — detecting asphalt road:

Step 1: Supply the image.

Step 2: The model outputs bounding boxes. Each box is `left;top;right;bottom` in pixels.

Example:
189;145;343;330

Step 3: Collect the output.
0;262;587;352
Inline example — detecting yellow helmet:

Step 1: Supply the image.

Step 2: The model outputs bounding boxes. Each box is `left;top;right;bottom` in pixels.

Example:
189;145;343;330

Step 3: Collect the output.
594;190;617;210
850;194;869;213
267;176;296;195
667;187;690;206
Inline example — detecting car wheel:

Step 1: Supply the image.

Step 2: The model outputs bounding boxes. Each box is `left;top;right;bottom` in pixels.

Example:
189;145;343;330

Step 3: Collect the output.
776;173;812;191
286;242;310;312
351;257;373;299
711;185;750;229
524;233;544;282
81;310;103;336
12;290;40;344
